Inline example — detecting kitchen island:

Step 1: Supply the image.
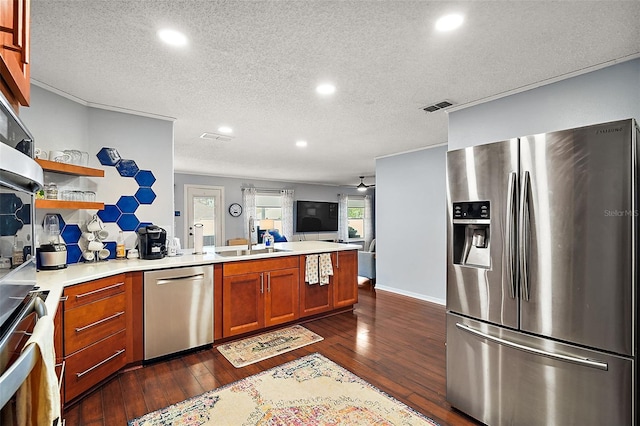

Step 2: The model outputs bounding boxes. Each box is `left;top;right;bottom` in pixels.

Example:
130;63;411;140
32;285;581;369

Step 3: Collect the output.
37;241;360;405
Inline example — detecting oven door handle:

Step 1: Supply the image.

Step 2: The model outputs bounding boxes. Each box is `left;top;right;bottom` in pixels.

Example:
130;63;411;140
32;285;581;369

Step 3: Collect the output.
0;295;48;409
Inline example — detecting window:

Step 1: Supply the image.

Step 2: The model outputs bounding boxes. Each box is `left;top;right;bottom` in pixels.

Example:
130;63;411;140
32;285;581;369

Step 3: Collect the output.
347;197;365;239
255;193;282;231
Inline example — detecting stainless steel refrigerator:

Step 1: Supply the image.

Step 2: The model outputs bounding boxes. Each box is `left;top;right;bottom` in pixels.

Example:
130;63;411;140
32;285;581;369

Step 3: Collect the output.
446;119;638;426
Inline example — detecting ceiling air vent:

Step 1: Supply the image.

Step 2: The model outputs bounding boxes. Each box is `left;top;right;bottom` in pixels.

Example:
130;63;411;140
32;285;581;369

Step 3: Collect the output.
200;132;234;142
422;100;454;113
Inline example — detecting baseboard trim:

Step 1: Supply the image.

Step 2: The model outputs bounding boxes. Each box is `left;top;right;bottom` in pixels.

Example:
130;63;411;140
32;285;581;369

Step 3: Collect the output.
373;285;445;306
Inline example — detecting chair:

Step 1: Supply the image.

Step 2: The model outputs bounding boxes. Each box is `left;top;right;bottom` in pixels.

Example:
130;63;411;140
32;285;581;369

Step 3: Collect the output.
358;239;376;287
228;238;248;246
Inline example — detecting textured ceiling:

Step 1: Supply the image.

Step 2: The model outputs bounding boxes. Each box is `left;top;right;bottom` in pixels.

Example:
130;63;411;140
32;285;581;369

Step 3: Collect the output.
29;1;640;186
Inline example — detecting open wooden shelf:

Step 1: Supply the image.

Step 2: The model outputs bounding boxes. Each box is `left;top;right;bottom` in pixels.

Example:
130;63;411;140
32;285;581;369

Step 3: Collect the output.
35;199;104;210
36;159;105;177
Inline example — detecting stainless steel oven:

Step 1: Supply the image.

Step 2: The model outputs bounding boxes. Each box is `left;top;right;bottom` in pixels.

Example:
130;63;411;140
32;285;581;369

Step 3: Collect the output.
0;90;47;423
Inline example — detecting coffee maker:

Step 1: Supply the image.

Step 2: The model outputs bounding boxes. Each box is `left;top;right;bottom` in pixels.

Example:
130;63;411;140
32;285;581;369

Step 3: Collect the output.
136;225;167;259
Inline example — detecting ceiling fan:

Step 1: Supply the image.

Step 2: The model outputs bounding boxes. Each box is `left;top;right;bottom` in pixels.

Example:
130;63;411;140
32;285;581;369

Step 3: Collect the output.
356;176;375;192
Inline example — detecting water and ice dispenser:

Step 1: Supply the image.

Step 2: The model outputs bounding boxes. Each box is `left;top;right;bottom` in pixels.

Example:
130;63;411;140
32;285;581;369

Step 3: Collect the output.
452;201;491;268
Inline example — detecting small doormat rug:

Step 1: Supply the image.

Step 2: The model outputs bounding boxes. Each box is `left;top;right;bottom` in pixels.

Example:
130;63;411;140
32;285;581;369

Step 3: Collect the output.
129;352;439;425
217;325;323;368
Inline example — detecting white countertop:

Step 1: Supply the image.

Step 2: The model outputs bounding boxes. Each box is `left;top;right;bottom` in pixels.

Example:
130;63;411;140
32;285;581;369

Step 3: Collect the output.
37;241;360;314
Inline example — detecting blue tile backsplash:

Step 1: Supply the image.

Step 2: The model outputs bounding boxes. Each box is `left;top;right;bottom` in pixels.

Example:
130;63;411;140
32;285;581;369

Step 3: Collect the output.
45;148;158;264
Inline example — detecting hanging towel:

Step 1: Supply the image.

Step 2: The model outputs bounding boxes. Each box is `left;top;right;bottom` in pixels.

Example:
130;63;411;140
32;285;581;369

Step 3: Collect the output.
305;255;319;285
319;253;333;285
16;315;61;426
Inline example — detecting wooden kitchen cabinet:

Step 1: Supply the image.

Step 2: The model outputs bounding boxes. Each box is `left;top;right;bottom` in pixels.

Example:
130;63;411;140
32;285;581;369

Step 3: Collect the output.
62;274;128;402
0;0;31;109
299;253;333;317
53;301;64;408
299;250;358;316
333;250;358;308
222;256;299;337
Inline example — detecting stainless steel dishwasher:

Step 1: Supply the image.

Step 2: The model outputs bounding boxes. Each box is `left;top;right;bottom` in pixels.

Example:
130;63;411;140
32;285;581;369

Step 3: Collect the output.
144;265;214;360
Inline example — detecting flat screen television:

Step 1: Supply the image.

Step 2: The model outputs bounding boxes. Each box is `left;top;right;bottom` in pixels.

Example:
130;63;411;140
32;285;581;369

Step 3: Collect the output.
296;200;339;232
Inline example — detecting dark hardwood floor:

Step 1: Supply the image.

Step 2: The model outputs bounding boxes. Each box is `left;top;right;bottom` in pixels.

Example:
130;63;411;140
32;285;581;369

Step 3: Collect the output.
63;285;481;425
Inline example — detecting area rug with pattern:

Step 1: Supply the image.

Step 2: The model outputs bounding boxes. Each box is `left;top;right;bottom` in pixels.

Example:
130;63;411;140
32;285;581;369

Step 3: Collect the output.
217;325;323;368
128;352;440;425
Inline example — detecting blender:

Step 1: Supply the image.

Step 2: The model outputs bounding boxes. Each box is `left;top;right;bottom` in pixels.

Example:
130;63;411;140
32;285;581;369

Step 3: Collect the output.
37;213;67;269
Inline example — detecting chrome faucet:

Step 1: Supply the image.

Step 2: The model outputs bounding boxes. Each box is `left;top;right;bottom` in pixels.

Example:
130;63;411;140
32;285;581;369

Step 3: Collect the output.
247;216;255;255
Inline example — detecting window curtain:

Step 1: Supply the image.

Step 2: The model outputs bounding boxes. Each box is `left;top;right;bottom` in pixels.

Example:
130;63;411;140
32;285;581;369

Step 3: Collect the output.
280;189;294;240
242;187;257;243
364;195;373;249
337;193;349;242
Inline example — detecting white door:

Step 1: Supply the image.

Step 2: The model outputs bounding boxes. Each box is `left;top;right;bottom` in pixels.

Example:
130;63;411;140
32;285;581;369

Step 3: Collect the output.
184;185;224;249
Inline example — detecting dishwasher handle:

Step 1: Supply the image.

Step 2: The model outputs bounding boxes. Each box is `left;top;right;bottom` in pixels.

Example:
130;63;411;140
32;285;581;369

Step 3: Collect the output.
156;273;205;285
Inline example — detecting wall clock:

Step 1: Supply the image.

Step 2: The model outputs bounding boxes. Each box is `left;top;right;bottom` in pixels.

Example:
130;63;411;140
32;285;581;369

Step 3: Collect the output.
228;203;243;217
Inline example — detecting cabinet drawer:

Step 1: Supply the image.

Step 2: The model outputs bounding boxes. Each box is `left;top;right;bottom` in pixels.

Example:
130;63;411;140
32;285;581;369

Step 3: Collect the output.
223;256;298;276
64;274;126;309
64;293;126;355
64;329;127;402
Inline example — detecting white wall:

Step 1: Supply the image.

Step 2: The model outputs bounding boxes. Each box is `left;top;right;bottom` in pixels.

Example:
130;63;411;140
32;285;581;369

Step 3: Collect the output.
449;59;640;150
375;146;447;304
174;173;372;247
20;85;174;259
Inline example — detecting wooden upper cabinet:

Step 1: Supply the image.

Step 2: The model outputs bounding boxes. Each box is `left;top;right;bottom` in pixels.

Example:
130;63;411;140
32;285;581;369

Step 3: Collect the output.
1;0;30;109
333;250;359;308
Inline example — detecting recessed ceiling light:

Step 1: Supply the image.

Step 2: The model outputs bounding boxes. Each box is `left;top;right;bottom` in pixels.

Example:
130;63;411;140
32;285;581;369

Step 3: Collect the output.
316;83;336;96
158;29;188;47
435;14;464;32
296;140;308;148
217;126;233;134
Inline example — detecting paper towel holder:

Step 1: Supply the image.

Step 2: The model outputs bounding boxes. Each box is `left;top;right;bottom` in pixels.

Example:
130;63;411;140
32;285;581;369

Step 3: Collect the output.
192;223;204;254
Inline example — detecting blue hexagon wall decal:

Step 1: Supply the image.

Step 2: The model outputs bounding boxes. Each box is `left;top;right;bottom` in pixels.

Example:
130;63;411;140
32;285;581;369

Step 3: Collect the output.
135;170;156;187
116;159;139;177
136;222;153;232
135;187;156;205
103;241;117;259
97;147;121;166
15;204;31;224
117;214;140;232
61;224;82;245
116;196;139;214
0;193;23;214
66;244;82;264
97;205;121;223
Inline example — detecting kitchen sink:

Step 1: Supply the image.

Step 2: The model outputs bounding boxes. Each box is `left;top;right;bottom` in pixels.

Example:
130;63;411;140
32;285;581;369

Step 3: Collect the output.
215;248;288;257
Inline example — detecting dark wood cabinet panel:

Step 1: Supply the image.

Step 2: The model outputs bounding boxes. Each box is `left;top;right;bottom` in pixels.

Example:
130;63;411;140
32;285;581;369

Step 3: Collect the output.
223;257;301;337
62;274;129;404
222;272;264;336
265;267;299;327
333;250;358;308
64;293;126;355
298;254;333;317
64;330;127;402
63;274;125;310
0;0;31;108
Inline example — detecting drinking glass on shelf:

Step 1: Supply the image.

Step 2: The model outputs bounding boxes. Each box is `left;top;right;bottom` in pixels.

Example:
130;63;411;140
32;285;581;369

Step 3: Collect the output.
80;151;89;166
83;191;96;202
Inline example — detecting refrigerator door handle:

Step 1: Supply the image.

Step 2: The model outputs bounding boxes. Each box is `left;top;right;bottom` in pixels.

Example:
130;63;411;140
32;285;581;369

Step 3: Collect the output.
505;172;518;298
519;171;531;301
455;322;609;371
